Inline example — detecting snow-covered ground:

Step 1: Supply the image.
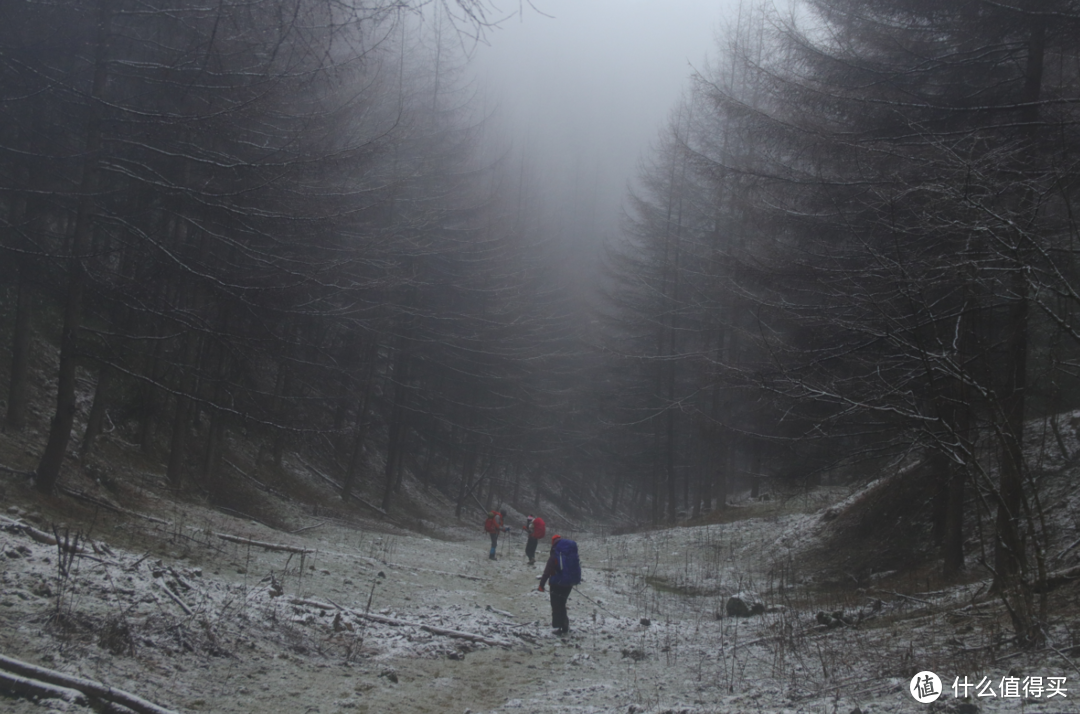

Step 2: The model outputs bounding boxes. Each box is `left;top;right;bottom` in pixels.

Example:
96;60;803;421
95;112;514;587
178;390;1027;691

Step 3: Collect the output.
2;474;1078;714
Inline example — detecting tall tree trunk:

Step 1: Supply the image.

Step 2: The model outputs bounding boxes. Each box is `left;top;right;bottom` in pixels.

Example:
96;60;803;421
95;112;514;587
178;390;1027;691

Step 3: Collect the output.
165;330;200;489
5;265;34;432
271;358;292;467
943;457;967;576
380;351;410;512
749;440;761;499
35;1;112;492
989;15;1045;647
201;407;226;490
137;324;167;456
455;441;478;519
166;389;193;490
930;449;951;546
79;364;114;457
392;423;410;493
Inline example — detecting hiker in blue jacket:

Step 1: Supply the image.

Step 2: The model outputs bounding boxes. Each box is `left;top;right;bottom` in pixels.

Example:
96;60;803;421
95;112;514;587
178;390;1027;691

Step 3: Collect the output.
537;534;580;635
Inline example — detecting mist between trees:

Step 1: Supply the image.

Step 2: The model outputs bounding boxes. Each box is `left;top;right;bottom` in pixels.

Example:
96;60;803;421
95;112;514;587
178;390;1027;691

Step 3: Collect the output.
3;0;1080;654
0;1;592;514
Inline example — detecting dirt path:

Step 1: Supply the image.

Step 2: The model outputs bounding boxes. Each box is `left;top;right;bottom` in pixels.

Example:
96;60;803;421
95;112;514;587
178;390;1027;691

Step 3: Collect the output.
3;493;1075;714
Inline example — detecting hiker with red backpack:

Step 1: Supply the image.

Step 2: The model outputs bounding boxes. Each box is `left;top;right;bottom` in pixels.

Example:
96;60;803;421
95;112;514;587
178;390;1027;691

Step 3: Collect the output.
522;514;545;565
538;534;580;635
484;510;506;560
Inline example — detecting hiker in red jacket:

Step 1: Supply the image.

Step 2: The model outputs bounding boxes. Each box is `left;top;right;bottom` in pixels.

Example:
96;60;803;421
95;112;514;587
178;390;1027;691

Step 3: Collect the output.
523;514;546;565
484;510;504;560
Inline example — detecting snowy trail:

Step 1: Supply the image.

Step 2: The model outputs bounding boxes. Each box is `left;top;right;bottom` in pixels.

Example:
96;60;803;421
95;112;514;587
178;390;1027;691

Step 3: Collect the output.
2;501;1074;714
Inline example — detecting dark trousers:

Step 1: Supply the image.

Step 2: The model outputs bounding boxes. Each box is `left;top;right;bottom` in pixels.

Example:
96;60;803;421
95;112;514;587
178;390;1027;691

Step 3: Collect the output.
525;537;538;561
549;584;572;631
489;532;498;558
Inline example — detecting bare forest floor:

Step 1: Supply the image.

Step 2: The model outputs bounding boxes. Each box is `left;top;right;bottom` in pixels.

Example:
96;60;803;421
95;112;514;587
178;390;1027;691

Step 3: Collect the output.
2;444;1080;714
1;349;1080;714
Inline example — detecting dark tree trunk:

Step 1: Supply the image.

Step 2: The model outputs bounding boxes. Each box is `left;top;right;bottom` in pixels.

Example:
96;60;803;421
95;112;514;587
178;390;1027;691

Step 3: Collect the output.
201;399;226;491
989;15;1045;647
36;274;84;493
392;423;410;493
80;363;114;457
715;434;729;510
35;1;112;493
930;449;951;547
5;265;34;432
943;458;967;576
455;442;478;520
749;440;761;499
665;373;678;524
271;358;292;467
137;332;166;456
165;331;200;489
380;351;410;512
993;282;1029;580
166;390;193;489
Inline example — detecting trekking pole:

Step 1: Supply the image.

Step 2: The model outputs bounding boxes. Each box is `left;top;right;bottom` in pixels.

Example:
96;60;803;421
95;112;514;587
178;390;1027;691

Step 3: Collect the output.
573;586;620;618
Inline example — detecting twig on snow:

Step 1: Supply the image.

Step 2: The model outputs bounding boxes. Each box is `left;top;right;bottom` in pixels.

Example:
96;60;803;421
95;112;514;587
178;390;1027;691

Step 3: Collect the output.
214;532;312;555
155;580;193;616
290;597;512;648
878;590;934;606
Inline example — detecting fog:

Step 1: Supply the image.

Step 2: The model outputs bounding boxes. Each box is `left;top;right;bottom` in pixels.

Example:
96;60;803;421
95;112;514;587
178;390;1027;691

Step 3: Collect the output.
471;0;739;289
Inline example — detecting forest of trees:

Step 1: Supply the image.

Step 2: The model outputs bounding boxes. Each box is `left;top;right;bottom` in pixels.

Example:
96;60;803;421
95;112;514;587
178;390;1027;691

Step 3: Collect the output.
4;0;1080;648
0;0;600;518
602;0;1080;645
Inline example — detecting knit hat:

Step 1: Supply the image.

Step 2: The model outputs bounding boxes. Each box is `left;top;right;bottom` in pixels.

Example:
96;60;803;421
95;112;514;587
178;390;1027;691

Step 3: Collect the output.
551;534;561;542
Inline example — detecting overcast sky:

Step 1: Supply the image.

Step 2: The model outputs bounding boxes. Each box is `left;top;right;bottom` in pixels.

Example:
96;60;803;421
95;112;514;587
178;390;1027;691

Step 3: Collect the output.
470;0;739;252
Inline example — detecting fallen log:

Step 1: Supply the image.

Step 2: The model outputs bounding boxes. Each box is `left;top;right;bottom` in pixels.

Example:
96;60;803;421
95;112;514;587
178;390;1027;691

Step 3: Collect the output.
0;463;34;478
1034;564;1080;593
0;516;84;552
59;486;123;513
292;597;337;611
290;521;326;534
400;564;485;583
155;580;194;616
214;532;312;555
58;486;172;526
878;590;934;607
355;611;513;647
290;598;512;648
0;653;178;714
0;668;89;706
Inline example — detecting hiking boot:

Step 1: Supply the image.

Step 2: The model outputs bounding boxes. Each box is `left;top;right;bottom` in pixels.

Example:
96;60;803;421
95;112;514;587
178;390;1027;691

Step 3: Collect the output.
528;559;535;565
